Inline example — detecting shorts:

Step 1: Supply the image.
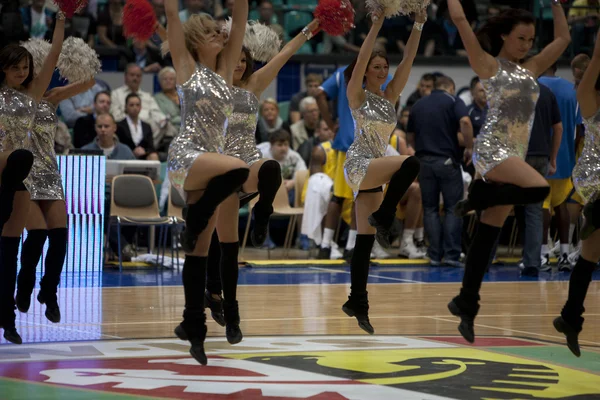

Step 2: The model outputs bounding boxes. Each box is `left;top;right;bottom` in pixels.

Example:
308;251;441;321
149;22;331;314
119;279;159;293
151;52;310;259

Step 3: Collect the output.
568;186;585;206
543;179;573;210
333;151;353;200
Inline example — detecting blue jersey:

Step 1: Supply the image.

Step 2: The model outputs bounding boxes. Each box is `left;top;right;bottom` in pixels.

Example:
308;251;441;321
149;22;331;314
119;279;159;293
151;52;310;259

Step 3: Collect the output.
321;66;392;152
538;76;583;179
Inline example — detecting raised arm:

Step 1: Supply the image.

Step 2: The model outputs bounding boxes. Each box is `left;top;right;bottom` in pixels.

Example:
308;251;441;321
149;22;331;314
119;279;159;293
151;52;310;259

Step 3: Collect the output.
523;2;570;77
448;0;497;79
577;29;600;118
248;19;319;97
220;0;249;84
346;11;384;108
29;14;65;101
165;0;196;83
44;79;96;106
384;10;425;103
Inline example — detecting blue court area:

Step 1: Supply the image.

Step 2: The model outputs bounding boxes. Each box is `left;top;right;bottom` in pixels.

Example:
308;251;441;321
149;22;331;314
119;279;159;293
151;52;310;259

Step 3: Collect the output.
48;263;600;288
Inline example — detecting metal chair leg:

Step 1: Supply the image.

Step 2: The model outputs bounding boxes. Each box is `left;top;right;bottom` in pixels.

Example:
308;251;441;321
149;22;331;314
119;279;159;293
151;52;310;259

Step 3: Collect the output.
117;218;123;272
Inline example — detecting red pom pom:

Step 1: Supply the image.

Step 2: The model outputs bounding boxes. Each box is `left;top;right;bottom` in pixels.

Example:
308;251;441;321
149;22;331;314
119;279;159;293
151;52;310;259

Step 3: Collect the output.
54;0;88;18
314;0;355;36
123;0;158;42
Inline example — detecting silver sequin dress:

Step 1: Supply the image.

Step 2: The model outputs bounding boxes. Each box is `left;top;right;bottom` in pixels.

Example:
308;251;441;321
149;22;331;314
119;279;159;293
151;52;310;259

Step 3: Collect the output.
0;86;36;152
224;87;262;166
473;58;540;176
168;64;234;199
573;109;600;203
25;100;64;201
344;91;396;194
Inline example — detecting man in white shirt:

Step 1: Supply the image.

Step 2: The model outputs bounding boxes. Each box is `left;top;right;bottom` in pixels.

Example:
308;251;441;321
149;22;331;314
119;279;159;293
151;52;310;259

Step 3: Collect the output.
110;64;167;147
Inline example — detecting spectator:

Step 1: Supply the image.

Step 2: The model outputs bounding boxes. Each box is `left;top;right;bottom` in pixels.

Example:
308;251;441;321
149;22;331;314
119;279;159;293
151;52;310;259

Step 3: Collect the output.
123;39;165;73
152;0;167;26
59;81;106;128
256;98;283;144
117;93;159;161
568;0;599;55
256;0;284;39
289;96;320;150
20;0;54;39
83;113;136;261
97;0;126;48
110;63;167;146
66;7;96;47
405;73;435;107
397;106;410;132
154;66;180;157
179;0;208;22
297;119;332;167
289;74;323;124
73;90;112;148
258;129;307;205
406;76;473;267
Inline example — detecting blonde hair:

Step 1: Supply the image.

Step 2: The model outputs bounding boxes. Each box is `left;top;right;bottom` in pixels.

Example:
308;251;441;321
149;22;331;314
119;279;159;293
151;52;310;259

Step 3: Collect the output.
161;14;220;61
261;98;279;112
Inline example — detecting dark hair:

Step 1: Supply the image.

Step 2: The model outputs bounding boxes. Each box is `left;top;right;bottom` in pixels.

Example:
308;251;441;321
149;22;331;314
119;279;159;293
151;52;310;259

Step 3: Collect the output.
0;44;34;87
435;75;455;90
240;46;254;82
401;106;411;114
269;128;291;144
344;47;389;85
94;90;111;103
125;93;140;107
476;8;535;57
421;73;436;82
469;76;480;90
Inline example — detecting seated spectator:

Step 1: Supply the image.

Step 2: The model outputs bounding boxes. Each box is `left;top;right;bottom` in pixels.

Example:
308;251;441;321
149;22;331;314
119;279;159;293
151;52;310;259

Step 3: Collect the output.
297;119;332;167
256;98;283;144
568;0;600;55
154;67;180;157
290;96;320;150
289;74;323;124
59;81;106;128
257;0;284;39
179;0;209;22
66;7;96;47
97;0;126;48
117;93;159;160
122;39;165;73
110;64;167;146
73;91;112;148
257;129;307;205
20;0;54;39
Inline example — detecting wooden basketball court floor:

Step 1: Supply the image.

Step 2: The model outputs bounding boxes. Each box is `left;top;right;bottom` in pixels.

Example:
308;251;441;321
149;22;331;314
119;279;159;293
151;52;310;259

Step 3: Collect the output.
1;258;599;399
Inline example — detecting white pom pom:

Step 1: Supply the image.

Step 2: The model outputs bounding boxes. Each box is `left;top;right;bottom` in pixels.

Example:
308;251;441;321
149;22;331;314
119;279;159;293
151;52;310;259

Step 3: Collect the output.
57;37;101;83
366;0;429;18
244;21;281;62
20;38;51;77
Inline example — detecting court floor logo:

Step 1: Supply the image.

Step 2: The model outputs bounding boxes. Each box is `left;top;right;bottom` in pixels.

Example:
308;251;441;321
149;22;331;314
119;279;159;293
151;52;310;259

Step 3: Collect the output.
0;336;599;400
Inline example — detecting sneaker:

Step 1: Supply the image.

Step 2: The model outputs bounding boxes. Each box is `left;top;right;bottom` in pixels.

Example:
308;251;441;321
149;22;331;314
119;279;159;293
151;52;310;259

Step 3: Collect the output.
343;248;354;263
541;253;550;268
317;247;331;260
415;240;427;255
398;241;426;259
568;247;581;267
550;240;560;257
330;243;344;260
558;253;573;272
370;241;390;259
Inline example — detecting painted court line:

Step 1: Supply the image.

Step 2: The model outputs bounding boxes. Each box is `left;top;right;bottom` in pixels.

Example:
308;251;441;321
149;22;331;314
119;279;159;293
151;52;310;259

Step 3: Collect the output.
308;266;424;283
21;320;123;340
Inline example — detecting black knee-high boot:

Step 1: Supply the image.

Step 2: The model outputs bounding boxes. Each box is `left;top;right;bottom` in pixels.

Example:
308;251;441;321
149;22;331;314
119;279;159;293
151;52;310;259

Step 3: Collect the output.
0;236;24;344
205;231;225;327
180;168;249;253
251;160;282;247
37;228;67;323
456;180;550;217
220;241;242;344
16;229;48;313
554;256;597;357
0;150;34;230
580;199;600;240
369;157;420;248
448;222;501;343
174;255;208;365
342;234;375;335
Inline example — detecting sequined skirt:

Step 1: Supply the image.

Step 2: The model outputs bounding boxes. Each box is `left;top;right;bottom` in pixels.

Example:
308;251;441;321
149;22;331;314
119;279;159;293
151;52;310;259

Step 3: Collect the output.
167;138;207;202
224;137;262;166
572;149;600;204
344;145;374;195
473;131;528;177
24;161;64;201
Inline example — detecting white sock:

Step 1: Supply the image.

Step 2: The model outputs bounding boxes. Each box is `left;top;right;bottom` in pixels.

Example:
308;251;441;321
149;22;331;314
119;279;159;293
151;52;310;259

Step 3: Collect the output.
402;229;415;246
414;227;424;242
560;243;569;256
345;229;357;250
322;228;335;249
541;244;550;255
569;223;576;243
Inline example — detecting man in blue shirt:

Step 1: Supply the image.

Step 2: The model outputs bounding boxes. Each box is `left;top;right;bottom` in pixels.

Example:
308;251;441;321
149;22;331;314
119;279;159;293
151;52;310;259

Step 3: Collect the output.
315;65;392;260
539;63;583;271
407;76;473;267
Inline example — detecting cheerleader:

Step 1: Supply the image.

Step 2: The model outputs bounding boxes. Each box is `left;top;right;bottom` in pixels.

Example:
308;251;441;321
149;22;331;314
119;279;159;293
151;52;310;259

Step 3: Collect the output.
342;6;425;334
204;19;320;344
554;28;600;357
447;0;570;343
0;13;65;344
15;78;96;324
164;0;248;364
